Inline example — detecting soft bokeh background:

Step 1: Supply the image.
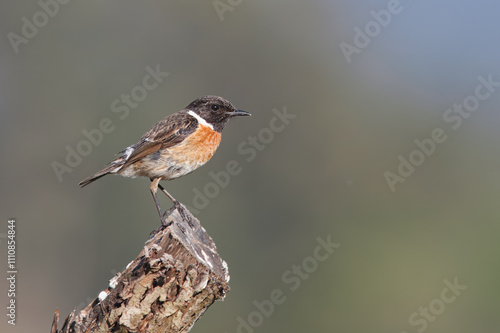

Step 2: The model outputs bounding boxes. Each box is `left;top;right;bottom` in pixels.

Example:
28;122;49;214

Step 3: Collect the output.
1;1;500;332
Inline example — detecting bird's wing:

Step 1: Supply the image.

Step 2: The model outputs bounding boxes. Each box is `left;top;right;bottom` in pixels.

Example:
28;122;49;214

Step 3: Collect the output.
122;111;198;168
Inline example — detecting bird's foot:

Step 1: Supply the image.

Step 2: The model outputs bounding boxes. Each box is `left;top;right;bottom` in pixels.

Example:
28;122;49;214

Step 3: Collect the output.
161;200;181;224
160;215;171;227
149;213;173;238
149;224;166;238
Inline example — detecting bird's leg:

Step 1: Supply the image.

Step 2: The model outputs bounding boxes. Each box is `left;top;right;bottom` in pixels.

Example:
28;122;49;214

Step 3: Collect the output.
150;178;167;225
157;183;182;220
157;183;179;206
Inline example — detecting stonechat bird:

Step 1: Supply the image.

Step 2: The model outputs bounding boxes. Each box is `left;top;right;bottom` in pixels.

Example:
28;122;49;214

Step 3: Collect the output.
79;95;250;224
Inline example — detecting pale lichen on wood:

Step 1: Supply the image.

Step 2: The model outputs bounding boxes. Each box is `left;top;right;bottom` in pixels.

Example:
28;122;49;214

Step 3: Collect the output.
51;203;230;333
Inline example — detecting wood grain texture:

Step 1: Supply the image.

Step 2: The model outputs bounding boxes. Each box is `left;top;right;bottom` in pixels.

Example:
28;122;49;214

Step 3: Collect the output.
51;204;230;333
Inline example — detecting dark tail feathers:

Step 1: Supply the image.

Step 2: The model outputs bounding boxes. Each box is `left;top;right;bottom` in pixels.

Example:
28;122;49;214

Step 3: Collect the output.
78;165;117;187
79;145;135;187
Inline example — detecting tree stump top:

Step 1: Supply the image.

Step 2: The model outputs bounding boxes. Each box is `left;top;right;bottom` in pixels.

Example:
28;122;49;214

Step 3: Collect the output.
52;203;230;333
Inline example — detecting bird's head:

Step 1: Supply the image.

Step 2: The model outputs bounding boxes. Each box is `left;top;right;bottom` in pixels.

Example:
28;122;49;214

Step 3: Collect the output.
185;95;251;132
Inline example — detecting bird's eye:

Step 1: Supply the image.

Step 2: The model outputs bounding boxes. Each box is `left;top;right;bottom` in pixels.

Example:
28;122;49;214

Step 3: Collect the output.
211;105;219;112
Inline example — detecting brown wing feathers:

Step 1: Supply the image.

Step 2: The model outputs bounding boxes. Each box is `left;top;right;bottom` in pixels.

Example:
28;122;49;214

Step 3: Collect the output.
79;111;198;186
119;112;198;169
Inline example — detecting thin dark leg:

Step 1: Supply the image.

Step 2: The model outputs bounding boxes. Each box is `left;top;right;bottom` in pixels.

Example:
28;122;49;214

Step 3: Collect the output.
157;183;178;204
150;178;166;225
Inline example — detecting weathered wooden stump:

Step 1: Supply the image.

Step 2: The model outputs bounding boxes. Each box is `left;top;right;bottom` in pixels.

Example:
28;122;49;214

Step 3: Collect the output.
51;203;230;333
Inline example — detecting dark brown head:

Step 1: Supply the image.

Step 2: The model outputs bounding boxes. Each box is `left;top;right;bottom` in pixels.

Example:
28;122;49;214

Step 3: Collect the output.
185;95;251;132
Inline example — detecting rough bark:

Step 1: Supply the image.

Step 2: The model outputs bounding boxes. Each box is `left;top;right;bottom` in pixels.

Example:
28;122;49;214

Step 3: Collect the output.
51;203;230;333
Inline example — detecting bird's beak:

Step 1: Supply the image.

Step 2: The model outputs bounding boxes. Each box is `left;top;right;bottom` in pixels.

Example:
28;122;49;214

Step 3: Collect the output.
228;109;251;117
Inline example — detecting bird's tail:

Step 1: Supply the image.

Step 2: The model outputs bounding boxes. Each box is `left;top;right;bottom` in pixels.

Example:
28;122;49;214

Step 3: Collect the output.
78;164;118;187
78;145;135;187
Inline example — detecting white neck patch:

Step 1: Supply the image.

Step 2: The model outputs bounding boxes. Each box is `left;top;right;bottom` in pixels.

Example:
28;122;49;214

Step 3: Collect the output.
188;110;214;130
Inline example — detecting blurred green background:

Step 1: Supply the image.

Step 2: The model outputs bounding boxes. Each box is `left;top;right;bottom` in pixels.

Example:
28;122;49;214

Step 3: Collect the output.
1;1;500;332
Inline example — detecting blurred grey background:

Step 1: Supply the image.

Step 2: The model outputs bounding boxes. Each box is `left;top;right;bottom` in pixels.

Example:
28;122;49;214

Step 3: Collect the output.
1;1;500;332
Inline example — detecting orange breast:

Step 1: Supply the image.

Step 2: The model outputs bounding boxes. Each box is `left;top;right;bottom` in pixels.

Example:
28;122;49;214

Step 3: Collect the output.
172;125;222;165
